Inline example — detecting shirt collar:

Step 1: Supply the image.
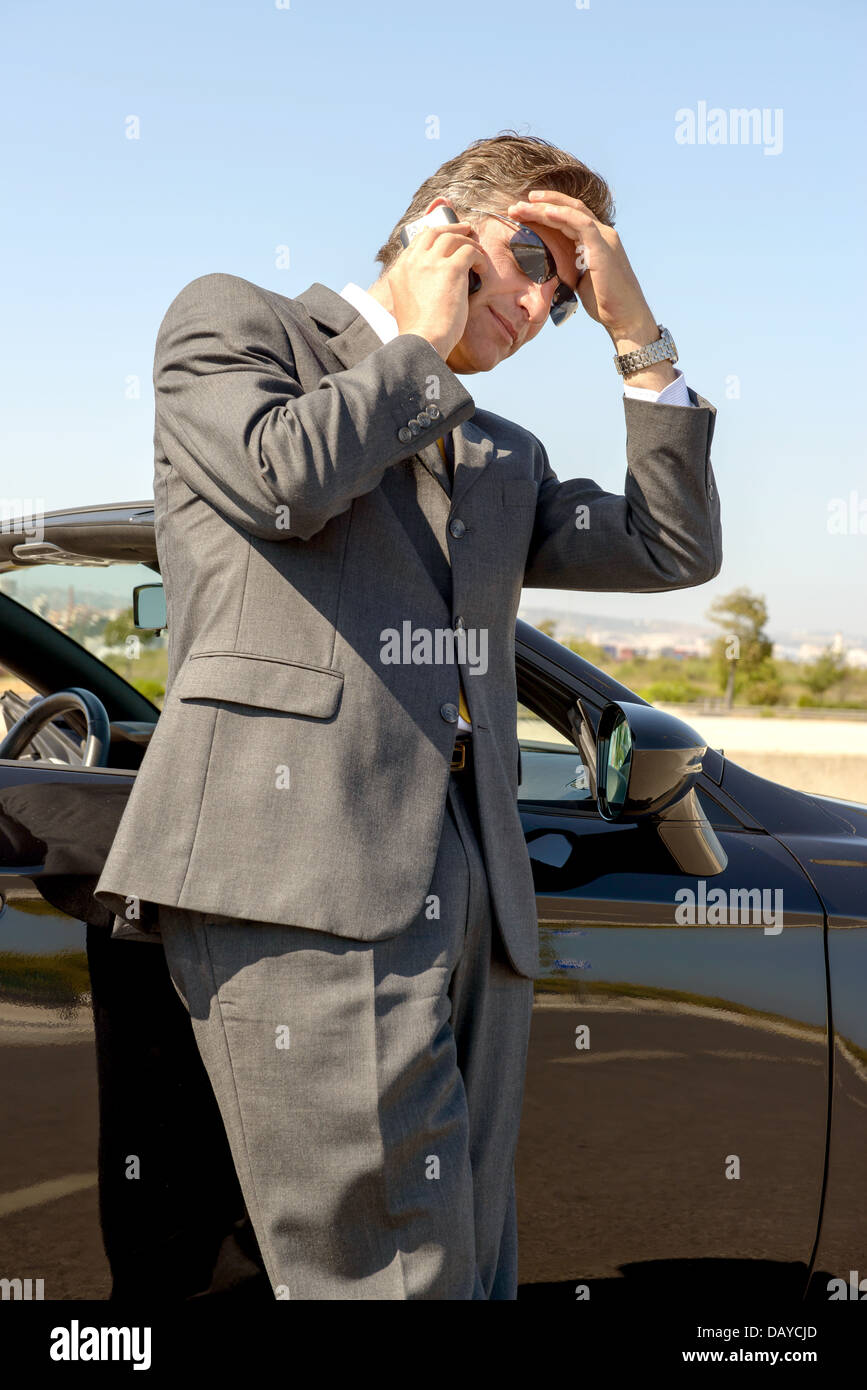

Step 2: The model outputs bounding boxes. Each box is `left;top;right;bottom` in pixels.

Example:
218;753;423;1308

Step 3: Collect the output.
338;282;399;344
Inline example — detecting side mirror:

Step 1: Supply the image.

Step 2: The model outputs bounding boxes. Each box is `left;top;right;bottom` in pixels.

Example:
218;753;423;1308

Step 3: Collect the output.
132;583;166;633
592;699;727;876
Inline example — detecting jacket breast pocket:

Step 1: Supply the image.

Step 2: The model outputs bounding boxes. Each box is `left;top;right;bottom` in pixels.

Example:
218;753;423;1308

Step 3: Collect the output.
501;478;538;510
173;651;344;719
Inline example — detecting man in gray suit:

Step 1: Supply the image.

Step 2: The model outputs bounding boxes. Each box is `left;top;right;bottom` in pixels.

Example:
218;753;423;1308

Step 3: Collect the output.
94;132;721;1300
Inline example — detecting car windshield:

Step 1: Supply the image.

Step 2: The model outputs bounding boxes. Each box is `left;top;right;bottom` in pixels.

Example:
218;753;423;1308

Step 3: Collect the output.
0;560;168;708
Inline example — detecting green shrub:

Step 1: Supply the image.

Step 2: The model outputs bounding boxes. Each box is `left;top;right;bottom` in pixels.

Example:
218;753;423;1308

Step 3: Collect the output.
637;681;703;703
132;678;165;702
741;658;783;705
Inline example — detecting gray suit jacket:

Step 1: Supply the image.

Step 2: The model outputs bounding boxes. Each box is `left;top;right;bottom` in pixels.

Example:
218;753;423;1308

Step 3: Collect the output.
94;273;721;977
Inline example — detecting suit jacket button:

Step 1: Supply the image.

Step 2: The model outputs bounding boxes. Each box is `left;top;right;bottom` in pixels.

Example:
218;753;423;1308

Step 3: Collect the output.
398;426;413;443
427;404;441;420
449;518;466;539
417;410;431;426
408;418;422;436
440;703;459;723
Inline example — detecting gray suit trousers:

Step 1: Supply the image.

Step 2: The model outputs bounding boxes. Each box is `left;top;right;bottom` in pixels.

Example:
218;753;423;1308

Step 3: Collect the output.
157;767;534;1300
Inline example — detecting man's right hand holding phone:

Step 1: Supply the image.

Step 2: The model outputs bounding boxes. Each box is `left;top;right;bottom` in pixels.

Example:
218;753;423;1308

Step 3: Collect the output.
390;215;488;362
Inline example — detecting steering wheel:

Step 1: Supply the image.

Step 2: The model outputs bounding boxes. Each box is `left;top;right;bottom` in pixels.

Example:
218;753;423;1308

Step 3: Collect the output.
0;687;112;767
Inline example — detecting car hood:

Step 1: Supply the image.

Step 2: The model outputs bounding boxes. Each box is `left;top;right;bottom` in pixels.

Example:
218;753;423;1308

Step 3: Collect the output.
806;790;867;827
721;757;867;928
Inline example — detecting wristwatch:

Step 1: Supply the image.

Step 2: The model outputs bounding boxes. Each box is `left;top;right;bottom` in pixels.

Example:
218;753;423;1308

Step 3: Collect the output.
614;325;678;377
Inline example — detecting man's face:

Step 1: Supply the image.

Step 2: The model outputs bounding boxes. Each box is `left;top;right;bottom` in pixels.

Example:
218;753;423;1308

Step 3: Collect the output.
433;199;581;374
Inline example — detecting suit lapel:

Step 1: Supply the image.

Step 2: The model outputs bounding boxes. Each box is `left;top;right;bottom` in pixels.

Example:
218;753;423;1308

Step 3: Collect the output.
450;419;496;511
291;282;382;373
416;420;498;507
416;438;452;498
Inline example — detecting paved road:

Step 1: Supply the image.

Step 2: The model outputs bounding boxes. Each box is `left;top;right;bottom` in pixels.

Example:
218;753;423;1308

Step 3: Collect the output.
0;999;835;1303
0;1039;109;1299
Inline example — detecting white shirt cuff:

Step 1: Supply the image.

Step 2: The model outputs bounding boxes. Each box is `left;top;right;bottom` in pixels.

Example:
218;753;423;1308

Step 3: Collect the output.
622;365;693;406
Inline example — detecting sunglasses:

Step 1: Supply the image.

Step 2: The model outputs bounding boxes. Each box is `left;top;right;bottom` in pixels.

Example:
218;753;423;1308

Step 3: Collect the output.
464;207;580;326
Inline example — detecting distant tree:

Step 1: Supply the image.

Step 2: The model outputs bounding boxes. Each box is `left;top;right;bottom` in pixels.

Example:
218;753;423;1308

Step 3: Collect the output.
535;618;558;638
803;647;848;698
741;659;784;707
706;588;777;707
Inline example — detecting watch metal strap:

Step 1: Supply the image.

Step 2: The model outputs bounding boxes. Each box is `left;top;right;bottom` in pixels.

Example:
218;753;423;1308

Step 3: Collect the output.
614;325;678;377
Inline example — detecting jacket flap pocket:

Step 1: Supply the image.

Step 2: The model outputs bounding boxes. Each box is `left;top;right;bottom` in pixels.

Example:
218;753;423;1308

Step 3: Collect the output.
175;652;344;718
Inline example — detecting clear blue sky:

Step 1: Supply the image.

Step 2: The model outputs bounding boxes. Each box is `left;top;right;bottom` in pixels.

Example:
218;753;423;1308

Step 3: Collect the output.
2;0;864;638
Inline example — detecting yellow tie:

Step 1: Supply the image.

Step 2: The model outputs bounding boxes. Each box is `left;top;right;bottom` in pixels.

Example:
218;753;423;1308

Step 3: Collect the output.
436;434;471;729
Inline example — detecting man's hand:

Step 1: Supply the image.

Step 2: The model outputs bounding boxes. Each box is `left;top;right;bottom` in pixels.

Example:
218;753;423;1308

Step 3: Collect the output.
390;221;490;361
506;189;661;350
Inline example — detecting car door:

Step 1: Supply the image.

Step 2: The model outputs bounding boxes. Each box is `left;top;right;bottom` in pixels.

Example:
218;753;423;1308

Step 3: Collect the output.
0;578;266;1301
513;658;829;1304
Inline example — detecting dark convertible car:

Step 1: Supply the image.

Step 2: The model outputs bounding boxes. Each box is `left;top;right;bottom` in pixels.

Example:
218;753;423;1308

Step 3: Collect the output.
0;501;865;1303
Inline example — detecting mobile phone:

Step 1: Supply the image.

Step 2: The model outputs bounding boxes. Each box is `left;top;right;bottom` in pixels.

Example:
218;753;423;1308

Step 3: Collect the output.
398;205;482;293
